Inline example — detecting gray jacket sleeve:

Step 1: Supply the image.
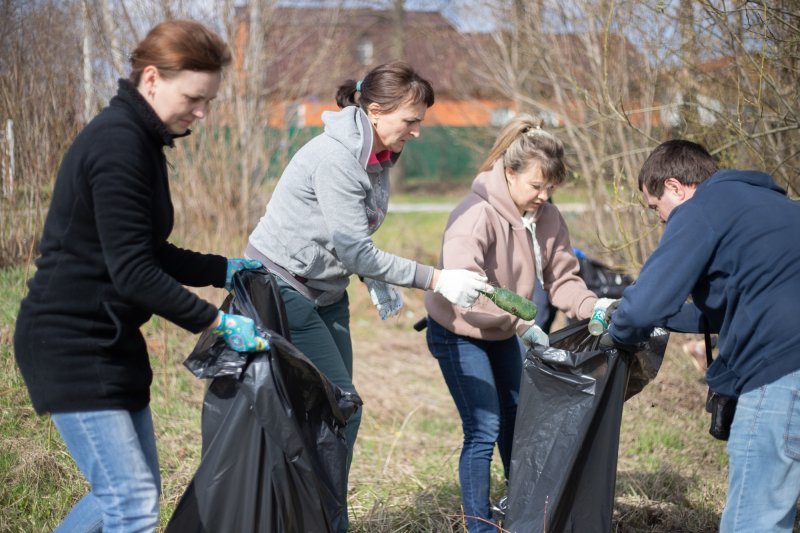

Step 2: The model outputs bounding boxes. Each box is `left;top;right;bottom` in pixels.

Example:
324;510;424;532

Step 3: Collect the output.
313;155;430;288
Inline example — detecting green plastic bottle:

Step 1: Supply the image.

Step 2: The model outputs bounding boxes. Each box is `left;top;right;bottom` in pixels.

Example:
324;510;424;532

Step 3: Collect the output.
481;287;538;321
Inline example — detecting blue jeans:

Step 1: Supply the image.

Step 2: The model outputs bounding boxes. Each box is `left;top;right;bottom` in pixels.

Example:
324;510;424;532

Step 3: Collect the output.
721;369;800;532
426;318;522;533
277;280;358;532
51;406;161;533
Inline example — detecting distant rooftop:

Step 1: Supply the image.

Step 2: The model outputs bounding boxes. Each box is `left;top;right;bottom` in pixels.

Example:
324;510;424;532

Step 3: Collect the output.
236;5;502;100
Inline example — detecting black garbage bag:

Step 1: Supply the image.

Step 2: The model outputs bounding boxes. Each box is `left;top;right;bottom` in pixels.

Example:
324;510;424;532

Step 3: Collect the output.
504;319;667;533
166;270;362;533
576;252;634;299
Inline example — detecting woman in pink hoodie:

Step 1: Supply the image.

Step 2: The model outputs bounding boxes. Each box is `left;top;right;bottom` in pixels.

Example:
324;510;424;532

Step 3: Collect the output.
424;114;598;532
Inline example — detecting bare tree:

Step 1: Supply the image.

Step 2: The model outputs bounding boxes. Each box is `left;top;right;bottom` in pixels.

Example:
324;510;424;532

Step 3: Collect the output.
463;0;799;271
233;1;269;236
97;0;126;77
10;0;796;270
695;0;800;194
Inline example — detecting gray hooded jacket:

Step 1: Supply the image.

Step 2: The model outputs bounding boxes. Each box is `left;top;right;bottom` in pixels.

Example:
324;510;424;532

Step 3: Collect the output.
248;106;433;305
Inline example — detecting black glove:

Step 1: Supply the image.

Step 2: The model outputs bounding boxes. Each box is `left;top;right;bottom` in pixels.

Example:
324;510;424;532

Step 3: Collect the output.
599;331;641;352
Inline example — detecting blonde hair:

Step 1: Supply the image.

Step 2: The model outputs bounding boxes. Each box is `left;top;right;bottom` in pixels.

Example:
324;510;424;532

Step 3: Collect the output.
479;114;566;185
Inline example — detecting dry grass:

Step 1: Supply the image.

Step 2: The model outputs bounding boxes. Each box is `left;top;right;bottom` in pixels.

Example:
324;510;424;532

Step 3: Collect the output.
0;209;766;532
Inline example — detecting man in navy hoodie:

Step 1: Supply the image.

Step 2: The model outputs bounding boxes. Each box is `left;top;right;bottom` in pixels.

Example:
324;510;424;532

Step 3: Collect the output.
605;139;800;532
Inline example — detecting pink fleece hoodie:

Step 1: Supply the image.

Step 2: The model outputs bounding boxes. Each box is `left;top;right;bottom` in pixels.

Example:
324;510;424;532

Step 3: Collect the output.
424;159;597;340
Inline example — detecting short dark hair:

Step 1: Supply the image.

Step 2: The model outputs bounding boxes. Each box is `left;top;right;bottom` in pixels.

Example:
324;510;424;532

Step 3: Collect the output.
335;61;434;111
638;139;719;197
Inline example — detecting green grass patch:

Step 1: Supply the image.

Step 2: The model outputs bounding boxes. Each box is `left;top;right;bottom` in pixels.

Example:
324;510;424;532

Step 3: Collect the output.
372;211;448;268
0;305;84;532
0;265;29;324
630;424;685;455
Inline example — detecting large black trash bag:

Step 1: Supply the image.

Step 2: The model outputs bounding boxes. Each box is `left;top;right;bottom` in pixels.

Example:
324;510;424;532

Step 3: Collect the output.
505;319;667;533
576;253;634;299
167;270;362;533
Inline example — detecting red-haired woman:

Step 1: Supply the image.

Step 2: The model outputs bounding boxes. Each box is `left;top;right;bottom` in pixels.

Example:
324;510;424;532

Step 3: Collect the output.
14;20;262;532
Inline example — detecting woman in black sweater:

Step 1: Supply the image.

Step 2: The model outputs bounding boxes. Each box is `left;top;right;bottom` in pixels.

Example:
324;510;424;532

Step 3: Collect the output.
14;20;262;532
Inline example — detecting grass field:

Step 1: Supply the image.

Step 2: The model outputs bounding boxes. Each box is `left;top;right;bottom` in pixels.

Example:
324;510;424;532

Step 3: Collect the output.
0;202;747;532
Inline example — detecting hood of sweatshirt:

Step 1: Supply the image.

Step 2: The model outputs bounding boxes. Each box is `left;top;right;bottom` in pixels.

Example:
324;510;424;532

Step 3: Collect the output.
321;106;399;173
667;168;786;225
703;168;785;194
470;159;529;227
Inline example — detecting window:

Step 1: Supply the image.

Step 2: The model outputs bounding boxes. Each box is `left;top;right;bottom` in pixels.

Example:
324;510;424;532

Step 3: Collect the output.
490;108;514;127
355;37;373;66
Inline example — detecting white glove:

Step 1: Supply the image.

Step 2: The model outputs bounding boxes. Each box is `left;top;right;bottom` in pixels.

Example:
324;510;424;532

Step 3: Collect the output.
588;297;620;335
516;319;549;348
364;278;404;320
434;269;492;308
593;298;619;315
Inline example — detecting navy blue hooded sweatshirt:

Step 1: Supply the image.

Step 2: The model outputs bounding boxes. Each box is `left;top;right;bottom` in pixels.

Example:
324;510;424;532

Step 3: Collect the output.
609;169;800;397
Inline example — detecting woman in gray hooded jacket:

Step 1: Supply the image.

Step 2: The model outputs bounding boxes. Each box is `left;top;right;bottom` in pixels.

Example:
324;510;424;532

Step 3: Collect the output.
246;61;490;530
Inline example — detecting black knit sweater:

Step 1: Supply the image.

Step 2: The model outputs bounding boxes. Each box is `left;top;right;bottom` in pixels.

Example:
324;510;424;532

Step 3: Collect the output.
14;80;227;414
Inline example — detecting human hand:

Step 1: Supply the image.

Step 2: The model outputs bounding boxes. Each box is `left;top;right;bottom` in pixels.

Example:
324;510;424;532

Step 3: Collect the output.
598;331;640;352
588;298;620;335
364;278;404;320
516;319;549;348
434;269;492;308
210;311;269;352
225;258;263;290
599;333;616;349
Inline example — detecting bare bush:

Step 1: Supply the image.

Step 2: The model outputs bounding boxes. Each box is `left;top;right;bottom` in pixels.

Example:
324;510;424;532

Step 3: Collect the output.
0;1;82;266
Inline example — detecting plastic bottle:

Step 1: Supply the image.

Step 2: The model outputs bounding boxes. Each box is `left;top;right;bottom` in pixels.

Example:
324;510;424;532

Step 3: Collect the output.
588;301;611;336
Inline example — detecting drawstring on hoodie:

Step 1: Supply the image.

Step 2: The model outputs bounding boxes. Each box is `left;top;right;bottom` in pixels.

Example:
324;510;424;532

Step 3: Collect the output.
522;213;544;284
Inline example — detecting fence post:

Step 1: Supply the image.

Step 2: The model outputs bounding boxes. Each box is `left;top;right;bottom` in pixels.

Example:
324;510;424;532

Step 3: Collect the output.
0;120;4;197
3;119;14;197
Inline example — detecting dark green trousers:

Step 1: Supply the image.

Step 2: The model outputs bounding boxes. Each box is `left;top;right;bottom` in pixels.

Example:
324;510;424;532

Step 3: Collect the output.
276;278;360;531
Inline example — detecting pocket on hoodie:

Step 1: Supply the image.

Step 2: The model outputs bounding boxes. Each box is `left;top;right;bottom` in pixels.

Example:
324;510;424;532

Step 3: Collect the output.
292;243;323;277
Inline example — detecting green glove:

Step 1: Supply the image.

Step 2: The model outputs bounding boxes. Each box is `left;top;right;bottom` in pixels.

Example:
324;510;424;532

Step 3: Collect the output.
225;258;263;290
211;311;269;352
